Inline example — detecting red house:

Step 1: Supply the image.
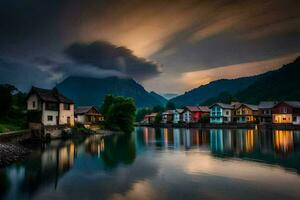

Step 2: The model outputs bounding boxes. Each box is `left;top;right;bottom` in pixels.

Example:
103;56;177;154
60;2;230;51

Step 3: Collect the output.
182;106;210;123
272;101;300;124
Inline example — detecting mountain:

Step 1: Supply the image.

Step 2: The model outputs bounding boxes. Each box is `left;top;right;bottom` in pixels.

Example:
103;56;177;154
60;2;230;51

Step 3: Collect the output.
149;91;168;105
202;57;300;105
162;93;179;100
170;75;264;106
56;76;164;108
235;57;300;103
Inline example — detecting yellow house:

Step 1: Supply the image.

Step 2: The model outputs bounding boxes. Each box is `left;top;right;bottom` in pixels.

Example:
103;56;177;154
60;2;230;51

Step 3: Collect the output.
234;104;259;123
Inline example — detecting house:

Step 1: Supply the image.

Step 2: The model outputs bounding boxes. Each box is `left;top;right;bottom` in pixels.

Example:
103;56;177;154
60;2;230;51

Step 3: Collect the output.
26;86;75;139
258;101;277;124
182;106;210;123
162;110;174;123
272;101;300;125
209;103;233;124
143;113;158;124
75;106;104;126
234;103;259;123
173;109;184;123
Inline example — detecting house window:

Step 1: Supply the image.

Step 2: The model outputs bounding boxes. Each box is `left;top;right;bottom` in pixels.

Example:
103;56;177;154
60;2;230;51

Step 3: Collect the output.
45;102;59;111
64;103;70;110
32;101;36;108
293;116;297;122
48;116;53;121
282;107;288;113
226;111;229;115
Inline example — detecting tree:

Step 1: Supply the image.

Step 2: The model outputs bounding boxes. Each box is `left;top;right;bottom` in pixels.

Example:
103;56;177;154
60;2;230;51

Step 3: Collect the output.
0;84;14;118
100;95;136;133
166;101;175;110
135;108;151;122
154;112;162;125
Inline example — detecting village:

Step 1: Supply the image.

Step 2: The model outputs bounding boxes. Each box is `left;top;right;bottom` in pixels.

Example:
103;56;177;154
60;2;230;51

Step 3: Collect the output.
141;102;300;129
23;85;300;142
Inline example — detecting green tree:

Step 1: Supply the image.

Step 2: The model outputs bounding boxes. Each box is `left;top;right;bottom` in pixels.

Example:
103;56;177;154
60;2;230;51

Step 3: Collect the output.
101;95;136;133
0;84;15;118
154;112;162;125
135;108;151;122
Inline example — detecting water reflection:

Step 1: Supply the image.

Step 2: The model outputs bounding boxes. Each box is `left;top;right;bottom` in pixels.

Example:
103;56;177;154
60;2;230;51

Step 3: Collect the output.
1;128;300;200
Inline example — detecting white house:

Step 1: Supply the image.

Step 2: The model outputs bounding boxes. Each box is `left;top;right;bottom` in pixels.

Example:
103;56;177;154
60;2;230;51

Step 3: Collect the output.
173;109;184;123
161;110;174;123
209;103;233;124
75;106;104;126
26;87;75;127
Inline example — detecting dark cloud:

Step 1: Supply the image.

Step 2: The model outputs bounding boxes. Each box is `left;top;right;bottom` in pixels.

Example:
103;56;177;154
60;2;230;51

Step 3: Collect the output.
64;41;161;81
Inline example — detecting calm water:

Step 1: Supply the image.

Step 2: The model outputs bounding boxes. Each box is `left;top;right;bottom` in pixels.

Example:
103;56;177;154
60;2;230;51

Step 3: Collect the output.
1;128;300;200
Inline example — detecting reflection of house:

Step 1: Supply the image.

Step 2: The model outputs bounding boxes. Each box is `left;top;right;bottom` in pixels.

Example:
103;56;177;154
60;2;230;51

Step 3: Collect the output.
209;103;233;124
162;110;174;123
272;101;300;125
27;87;75;126
183;106;210;123
75;106;104;125
143;113;157;124
234;104;259;123
173;109;184;123
258;101;277;124
273;130;294;154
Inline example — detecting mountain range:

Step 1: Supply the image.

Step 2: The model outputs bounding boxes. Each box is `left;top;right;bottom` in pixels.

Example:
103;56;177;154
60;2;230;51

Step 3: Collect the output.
56;57;300;109
171;57;300;106
56;76;166;108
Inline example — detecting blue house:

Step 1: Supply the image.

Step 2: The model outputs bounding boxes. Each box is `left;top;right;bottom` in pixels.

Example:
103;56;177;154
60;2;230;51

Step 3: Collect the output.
209;103;234;124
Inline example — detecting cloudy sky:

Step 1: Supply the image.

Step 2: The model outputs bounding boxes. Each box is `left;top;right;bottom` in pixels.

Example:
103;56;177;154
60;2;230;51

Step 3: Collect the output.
0;0;299;93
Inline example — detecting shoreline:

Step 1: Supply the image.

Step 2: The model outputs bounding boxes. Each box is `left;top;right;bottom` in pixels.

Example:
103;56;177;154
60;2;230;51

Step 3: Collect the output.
136;123;300;130
0;129;117;168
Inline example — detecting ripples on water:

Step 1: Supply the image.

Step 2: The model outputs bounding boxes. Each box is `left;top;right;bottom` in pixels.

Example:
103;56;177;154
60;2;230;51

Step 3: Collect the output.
1;128;300;200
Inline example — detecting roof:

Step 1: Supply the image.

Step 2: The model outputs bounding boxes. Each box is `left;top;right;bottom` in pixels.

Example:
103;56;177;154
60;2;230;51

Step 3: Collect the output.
279;101;300;108
198;106;210;112
237;103;259;111
145;113;158;118
75;106;99;115
175;109;184;113
162;110;174;115
209;103;233;109
28;87;74;104
185;106;201;112
258;101;277;109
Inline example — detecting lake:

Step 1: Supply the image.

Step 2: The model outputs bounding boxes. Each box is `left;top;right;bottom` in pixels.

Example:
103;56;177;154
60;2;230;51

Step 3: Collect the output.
1;127;300;200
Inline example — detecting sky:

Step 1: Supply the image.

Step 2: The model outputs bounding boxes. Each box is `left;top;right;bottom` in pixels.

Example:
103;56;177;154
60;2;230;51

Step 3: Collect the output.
0;0;299;93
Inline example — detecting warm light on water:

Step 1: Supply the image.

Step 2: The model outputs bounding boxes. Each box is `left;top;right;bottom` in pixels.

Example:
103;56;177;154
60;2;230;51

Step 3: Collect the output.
1;128;300;199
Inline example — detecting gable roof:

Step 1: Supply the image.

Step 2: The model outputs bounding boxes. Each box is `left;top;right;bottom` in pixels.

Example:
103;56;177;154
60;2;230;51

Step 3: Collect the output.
185;106;201;112
258;101;277;109
75;106;99;115
275;101;300;108
209;103;233;109
237;103;259;111
198;106;210;112
28;87;74;104
175;109;184;114
162;110;174;115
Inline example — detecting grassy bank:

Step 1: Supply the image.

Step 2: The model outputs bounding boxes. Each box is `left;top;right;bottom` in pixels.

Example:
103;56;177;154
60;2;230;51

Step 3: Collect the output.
0;118;26;133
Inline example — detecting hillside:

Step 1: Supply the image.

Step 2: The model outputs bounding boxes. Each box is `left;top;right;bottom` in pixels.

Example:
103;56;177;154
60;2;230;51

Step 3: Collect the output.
202;57;300;105
149;91;168;105
56;76;164;108
236;57;300;103
170;75;263;106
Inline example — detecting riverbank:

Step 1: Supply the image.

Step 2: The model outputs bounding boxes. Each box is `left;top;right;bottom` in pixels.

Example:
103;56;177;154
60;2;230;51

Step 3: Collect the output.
136;123;300;130
0;143;30;168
